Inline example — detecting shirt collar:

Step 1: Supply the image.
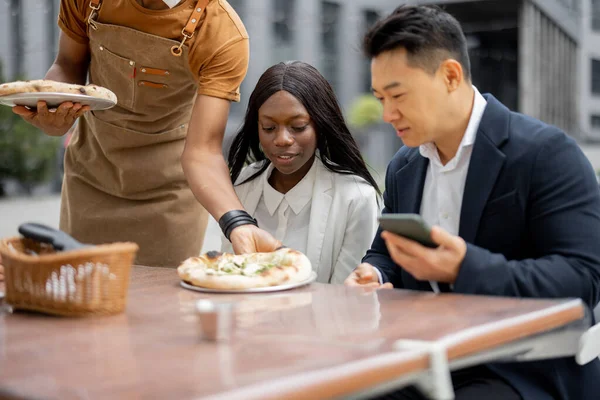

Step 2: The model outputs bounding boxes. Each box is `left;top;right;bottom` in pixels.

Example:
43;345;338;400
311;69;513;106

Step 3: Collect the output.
261;157;318;216
419;86;487;168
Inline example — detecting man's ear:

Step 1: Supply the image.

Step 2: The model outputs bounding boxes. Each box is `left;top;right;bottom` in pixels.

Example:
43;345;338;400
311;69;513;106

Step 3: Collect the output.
439;59;464;92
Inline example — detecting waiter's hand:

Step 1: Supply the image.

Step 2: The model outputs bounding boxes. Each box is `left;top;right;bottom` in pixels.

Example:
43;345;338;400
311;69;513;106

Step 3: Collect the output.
13;101;89;137
230;224;281;254
381;226;466;284
0;255;4;282
345;263;393;289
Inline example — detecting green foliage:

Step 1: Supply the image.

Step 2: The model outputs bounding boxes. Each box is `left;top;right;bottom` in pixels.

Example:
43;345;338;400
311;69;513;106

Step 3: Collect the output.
0;65;60;190
348;94;383;129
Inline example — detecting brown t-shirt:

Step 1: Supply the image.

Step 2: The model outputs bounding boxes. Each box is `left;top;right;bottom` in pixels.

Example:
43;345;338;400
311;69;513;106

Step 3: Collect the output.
58;0;248;101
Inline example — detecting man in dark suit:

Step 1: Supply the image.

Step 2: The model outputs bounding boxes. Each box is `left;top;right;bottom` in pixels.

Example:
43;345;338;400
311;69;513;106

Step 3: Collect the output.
345;5;600;400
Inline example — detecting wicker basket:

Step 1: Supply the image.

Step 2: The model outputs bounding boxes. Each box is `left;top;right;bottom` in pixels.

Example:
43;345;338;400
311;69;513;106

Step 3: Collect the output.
0;237;138;317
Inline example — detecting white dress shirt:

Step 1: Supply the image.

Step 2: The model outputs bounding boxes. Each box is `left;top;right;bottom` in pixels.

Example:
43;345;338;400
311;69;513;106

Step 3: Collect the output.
376;87;487;289
419;86;487;292
253;159;318;255
222;156;380;284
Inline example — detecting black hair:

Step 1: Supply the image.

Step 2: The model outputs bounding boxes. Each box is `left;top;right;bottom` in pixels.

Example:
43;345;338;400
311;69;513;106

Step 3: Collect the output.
228;61;380;196
363;5;471;80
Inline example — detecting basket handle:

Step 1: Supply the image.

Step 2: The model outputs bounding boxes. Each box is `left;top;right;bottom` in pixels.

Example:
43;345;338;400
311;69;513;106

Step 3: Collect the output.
18;223;88;251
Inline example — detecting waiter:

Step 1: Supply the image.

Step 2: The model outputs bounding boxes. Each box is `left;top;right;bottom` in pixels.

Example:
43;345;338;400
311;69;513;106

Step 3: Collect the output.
9;0;280;268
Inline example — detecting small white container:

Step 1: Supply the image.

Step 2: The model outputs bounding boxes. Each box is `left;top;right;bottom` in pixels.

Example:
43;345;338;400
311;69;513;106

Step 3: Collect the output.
195;299;237;341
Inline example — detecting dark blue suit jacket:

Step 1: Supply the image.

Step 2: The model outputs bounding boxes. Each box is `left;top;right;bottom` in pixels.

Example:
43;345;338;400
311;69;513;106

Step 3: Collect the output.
363;94;600;400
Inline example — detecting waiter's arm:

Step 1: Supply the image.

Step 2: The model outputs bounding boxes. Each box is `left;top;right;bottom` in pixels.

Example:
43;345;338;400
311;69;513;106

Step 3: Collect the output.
182;35;279;254
46;31;90;85
183;95;243;219
182;96;280;254
12;32;90;136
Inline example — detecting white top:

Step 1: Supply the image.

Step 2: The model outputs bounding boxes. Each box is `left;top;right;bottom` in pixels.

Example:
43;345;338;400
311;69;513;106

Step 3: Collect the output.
418;86;487;292
222;156;380;284
254;159;318;255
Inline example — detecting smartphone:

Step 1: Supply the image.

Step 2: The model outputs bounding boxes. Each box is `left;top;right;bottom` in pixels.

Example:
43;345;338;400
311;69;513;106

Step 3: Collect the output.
378;213;437;248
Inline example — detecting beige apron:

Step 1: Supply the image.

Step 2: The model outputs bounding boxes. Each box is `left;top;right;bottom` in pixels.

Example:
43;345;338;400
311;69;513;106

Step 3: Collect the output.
60;0;210;267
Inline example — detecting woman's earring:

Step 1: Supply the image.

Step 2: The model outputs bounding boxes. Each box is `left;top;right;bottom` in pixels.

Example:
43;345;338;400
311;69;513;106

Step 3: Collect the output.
259;143;264;153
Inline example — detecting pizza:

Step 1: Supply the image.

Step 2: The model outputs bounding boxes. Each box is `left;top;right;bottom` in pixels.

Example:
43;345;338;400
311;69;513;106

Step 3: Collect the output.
0;79;117;103
177;248;313;290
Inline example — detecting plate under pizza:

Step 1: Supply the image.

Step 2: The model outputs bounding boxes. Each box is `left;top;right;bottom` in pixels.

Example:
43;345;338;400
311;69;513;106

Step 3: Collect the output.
0;92;116;110
0;80;117;111
180;271;317;294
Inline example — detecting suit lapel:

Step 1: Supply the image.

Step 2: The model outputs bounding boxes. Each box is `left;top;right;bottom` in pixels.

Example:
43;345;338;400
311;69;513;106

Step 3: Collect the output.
306;159;333;281
459;94;509;243
394;151;432;291
394;151;429;214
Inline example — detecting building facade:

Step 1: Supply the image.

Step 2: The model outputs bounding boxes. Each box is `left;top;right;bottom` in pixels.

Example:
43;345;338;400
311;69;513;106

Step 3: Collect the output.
226;0;398;122
0;0;593;142
581;0;600;141
414;0;581;138
0;0;60;82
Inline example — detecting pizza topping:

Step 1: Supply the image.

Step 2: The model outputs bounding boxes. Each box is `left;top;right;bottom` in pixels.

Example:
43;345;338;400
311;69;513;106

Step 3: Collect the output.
242;263;266;276
204;258;277;277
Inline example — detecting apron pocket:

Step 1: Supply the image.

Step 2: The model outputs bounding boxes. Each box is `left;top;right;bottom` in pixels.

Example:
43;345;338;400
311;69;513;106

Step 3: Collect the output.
88;112;187;150
89;41;136;111
73;113;188;197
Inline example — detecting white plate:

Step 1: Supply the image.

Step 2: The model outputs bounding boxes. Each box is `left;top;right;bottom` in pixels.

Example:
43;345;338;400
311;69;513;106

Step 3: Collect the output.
180;271;318;294
0;92;116;110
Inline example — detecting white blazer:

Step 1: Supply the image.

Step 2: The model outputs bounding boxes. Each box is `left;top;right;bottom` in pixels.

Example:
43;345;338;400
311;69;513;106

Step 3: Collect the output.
221;157;380;284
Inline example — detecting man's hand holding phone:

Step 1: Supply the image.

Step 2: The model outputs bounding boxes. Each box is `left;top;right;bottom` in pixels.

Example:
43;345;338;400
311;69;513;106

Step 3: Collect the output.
379;214;467;284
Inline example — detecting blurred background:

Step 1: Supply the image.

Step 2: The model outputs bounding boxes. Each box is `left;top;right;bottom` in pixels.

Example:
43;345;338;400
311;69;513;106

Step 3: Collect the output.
0;0;599;248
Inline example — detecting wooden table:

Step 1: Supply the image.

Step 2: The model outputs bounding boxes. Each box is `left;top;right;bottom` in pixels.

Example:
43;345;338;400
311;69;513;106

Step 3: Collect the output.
0;266;590;400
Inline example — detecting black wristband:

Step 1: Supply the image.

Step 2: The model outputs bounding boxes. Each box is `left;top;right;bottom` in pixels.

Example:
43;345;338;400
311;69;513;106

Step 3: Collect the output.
219;210;258;241
218;210;254;232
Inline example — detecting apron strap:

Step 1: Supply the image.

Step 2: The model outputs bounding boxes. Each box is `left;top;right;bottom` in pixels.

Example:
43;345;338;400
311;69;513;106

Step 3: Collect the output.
87;0;102;30
171;0;210;56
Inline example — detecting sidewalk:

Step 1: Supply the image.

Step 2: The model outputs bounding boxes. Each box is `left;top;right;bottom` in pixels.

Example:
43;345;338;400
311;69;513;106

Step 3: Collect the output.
0;195;61;239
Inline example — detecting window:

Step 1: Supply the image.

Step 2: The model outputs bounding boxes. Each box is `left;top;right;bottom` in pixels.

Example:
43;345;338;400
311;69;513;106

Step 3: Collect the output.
592;115;600;129
10;0;23;79
364;10;380;34
592;59;600;95
225;0;245;117
46;0;59;68
593;0;600;32
362;9;380;92
321;1;341;92
272;0;295;62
